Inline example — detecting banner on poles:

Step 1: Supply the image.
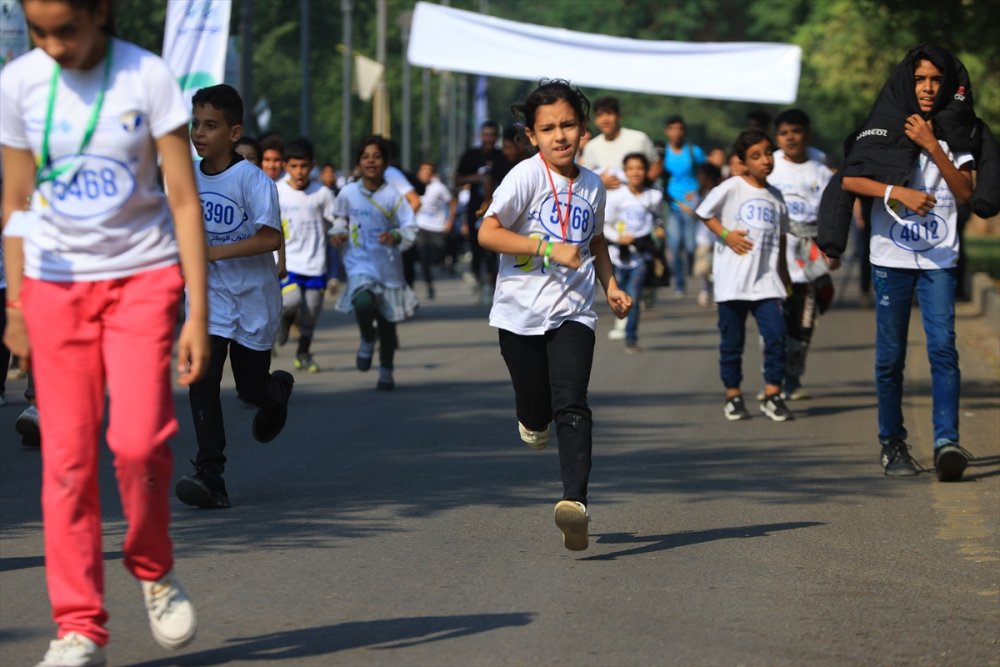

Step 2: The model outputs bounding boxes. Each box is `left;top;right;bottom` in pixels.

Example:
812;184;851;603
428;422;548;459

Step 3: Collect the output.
162;0;232;113
408;1;801;104
0;0;30;69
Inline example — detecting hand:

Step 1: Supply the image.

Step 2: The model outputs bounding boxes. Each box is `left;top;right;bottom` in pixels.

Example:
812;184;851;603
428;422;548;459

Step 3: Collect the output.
724;228;753;255
654;227;666;240
904;114;938;153
895;186;936;216
618;233;635;245
549;242;583;269
377;230;401;246
827;257;842;271
3;310;31;370
607;287;633;318
176;318;209;386
600;172;621;189
329;232;348;248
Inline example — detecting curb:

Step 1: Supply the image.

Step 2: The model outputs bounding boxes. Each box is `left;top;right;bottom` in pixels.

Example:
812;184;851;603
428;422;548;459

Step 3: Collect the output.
970;272;1000;335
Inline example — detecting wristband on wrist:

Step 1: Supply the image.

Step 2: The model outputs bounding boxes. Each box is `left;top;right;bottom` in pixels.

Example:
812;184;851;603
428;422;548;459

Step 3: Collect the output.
535;237;544;257
390;229;401;242
885;185;894;202
720;228;729;240
543;241;554;269
6;299;23;310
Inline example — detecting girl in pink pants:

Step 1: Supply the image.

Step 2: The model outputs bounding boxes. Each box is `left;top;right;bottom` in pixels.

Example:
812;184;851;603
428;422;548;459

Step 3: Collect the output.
1;1;209;664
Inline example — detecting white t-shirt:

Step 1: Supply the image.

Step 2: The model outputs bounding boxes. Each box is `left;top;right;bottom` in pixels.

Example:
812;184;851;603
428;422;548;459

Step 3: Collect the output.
485;155;606;335
332;181;417;288
384;166;415;196
195;158;281;351
0;39;189;281
603;186;662;269
774;146;828;165
695;176;789;302
579;126;658;176
769;157;833;283
870;141;973;270
415;178;453;232
277;179;336;277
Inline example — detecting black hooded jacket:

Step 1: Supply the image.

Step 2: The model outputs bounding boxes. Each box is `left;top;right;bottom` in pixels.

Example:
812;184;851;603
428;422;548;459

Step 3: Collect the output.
817;43;999;257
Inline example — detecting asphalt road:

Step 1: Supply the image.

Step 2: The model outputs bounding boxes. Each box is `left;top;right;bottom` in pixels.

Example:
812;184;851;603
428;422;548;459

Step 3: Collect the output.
1;268;998;667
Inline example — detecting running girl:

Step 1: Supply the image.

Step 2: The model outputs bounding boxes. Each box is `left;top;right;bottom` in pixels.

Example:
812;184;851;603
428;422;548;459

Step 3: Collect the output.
478;80;631;551
331;135;418;391
1;0;208;663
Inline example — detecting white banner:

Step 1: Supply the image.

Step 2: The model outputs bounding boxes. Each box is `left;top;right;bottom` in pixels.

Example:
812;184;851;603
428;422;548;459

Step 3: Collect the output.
408;2;801;104
0;0;30;69
162;0;232;113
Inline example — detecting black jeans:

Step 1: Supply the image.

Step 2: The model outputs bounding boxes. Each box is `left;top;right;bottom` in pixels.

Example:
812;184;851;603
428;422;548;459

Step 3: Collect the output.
188;335;280;471
499;321;595;504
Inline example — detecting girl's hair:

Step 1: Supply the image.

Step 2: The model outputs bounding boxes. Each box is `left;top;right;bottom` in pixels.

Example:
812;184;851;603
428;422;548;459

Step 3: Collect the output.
21;0;116;34
622;152;649;171
354;134;390;166
511;79;590;132
731;128;774;161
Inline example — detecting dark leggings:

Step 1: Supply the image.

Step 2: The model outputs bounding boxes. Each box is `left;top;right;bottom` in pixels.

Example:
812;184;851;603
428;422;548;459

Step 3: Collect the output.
499;321;595;504
353;290;398;370
189;335;281;470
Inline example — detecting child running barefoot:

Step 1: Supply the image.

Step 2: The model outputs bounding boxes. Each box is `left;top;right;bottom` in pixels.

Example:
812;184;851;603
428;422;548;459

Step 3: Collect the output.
695;129;793;423
331;135;418;391
478;80;632;551
1;0;208;661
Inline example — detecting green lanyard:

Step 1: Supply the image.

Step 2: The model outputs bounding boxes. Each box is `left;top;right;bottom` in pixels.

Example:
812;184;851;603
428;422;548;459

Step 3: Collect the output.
36;39;114;187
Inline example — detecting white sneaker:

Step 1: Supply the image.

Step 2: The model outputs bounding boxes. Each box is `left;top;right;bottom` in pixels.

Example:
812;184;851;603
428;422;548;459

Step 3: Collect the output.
607;318;626;340
697;290;711;307
518;421;550;450
554;500;590;551
35;632;105;667
141;571;196;650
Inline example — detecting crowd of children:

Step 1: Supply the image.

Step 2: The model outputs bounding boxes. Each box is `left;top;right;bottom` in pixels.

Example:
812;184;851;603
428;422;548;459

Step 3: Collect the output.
0;5;983;660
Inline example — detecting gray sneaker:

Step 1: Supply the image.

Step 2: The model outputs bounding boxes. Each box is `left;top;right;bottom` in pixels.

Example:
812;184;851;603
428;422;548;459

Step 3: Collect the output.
16;404;41;448
881;440;920;477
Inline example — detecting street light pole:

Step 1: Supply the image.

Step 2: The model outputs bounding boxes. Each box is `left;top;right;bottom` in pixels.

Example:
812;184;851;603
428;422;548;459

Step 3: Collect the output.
341;0;353;175
398;10;413;170
299;0;310;137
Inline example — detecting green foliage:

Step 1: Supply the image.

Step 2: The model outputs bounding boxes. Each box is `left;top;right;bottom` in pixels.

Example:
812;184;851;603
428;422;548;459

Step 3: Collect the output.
104;0;999;171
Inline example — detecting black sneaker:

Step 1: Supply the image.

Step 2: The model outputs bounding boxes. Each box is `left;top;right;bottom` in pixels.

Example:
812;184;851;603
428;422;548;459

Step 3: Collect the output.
723;395;751;421
760;393;794;422
276;315;292;347
175;465;230;509
252;371;294;443
880;440;919;477
356;339;375;372
934;444;970;482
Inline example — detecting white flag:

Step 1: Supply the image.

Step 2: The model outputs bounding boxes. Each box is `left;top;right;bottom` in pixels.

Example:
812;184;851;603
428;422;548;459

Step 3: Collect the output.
162;0;232;113
355;53;384;103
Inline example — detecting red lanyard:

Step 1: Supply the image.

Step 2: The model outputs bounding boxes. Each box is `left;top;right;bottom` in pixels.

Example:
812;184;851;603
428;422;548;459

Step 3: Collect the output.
539;154;573;241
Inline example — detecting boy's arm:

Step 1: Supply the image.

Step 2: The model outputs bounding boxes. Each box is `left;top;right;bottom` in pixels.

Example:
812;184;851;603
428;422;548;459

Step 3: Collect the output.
903;115;973;202
699;214;752;255
841;176;937;216
207;226;282;261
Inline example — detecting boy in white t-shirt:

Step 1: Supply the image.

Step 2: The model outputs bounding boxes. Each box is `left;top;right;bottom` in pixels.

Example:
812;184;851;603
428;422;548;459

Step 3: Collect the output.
174;85;293;510
842;53;975;481
276;138;337;373
769;109;835;400
696;129;793;423
414;161;456;299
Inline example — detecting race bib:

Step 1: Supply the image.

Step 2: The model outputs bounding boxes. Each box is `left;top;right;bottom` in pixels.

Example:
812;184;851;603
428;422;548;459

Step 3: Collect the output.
535;192;597;244
41;154;135;219
200;191;251;243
